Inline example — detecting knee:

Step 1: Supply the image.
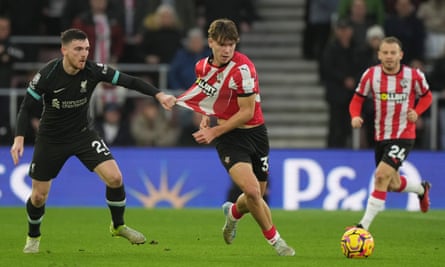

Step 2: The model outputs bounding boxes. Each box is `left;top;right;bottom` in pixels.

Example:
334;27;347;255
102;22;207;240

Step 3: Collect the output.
374;170;391;187
242;185;262;202
31;192;48;207
104;172;123;188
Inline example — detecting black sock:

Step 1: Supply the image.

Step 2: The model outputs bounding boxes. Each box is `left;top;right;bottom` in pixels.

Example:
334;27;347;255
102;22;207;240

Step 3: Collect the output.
106;185;126;229
26;198;45;238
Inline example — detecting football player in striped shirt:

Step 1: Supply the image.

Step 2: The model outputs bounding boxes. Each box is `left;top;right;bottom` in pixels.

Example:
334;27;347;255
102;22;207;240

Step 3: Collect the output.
349;36;432;230
177;19;295;256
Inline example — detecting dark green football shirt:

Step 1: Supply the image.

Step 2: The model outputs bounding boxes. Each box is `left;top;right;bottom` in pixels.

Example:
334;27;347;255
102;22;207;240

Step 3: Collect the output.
17;58;160;143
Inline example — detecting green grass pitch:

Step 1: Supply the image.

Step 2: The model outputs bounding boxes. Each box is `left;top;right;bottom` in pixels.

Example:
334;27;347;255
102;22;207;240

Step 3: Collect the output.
1;208;443;267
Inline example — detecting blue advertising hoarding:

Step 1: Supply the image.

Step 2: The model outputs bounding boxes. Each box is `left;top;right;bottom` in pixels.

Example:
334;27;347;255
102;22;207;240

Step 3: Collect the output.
0;147;443;210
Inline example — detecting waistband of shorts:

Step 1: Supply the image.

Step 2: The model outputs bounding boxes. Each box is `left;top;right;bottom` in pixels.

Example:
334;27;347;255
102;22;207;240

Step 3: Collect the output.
229;124;266;133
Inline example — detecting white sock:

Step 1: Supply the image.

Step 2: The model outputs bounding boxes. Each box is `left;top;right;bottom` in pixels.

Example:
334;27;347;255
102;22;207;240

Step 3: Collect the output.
359;196;385;230
402;177;424;195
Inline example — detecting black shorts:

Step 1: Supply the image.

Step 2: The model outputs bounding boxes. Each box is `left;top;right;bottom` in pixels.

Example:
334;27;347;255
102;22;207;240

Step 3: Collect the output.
215;124;270;182
374;139;414;170
30;130;114;181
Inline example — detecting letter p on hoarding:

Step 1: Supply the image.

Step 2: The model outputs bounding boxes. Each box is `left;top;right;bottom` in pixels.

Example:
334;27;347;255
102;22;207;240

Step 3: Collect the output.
283;159;324;210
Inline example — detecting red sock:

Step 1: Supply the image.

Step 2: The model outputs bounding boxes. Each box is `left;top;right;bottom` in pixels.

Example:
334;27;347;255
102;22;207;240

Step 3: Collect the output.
397;176;407;192
371;190;387;200
262;225;277;240
231;204;243;220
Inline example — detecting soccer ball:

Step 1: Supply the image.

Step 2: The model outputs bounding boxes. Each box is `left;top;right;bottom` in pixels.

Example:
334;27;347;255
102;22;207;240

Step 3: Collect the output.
340;227;375;258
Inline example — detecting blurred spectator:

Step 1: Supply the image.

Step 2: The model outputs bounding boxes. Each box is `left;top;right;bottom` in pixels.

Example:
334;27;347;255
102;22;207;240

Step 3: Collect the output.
345;0;378;49
94;102;134;146
0;15;24;144
60;0;90;31
42;0;66;35
337;0;385;25
138;3;183;87
0;0;45;61
321;18;358;148
60;0;122;31
384;0;426;66
140;0;197;35
353;25;385;148
112;0;151;63
428;45;445;149
384;0;426;15
355;25;385;74
72;0;125;116
196;0;260;35
416;0;445;61
168;27;210;91
130;98;179;147
302;0;339;64
140;3;183;65
71;0;124;64
0;16;24;88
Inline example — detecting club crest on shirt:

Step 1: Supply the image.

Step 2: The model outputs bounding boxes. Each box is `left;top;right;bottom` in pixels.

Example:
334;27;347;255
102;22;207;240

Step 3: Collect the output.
217;72;224;83
400;78;409;88
80;80;87;93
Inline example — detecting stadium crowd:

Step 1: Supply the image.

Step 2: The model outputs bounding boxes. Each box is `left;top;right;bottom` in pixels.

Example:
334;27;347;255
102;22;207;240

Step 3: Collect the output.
1;0;444;149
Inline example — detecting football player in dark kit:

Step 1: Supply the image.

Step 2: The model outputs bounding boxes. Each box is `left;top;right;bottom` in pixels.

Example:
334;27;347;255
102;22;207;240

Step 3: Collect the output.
10;28;176;253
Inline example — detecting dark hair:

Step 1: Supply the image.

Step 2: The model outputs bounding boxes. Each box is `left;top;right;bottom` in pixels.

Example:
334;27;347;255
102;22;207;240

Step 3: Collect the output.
380;36;403;50
60;28;88;45
208;18;240;44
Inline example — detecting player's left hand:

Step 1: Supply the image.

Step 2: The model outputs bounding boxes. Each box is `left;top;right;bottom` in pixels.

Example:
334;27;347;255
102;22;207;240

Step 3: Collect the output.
156;92;176;110
192;128;216;144
407;109;418;122
10;136;25;165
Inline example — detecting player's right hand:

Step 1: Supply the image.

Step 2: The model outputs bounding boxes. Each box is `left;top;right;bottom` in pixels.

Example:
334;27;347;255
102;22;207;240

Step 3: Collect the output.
351;116;363;128
155;92;176;110
10;136;25;165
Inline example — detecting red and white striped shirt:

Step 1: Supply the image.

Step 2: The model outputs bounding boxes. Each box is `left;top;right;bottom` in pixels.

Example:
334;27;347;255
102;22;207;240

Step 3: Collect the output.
355;64;430;141
176;51;264;125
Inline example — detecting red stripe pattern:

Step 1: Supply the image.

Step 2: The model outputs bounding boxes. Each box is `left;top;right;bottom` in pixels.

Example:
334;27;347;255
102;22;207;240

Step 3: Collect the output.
355;65;429;141
177;52;264;125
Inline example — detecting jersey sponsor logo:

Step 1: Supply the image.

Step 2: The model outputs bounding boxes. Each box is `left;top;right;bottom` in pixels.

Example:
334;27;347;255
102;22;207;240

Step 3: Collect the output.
53;87;66;94
197;78;217;97
30;73;41;89
96;63;108;74
376;92;407;103
52;98;61;109
80;80;87;93
51;97;88;109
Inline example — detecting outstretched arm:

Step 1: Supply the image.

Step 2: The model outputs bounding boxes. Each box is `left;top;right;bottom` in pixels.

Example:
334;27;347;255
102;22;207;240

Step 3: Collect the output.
116;72;176;110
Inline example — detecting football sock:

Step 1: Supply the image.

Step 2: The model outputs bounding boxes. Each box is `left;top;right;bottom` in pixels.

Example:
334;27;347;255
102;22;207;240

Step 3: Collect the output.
398;175;424;195
263;225;280;245
26;198;45;238
230;203;243;220
359;191;386;230
106;185;126;229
